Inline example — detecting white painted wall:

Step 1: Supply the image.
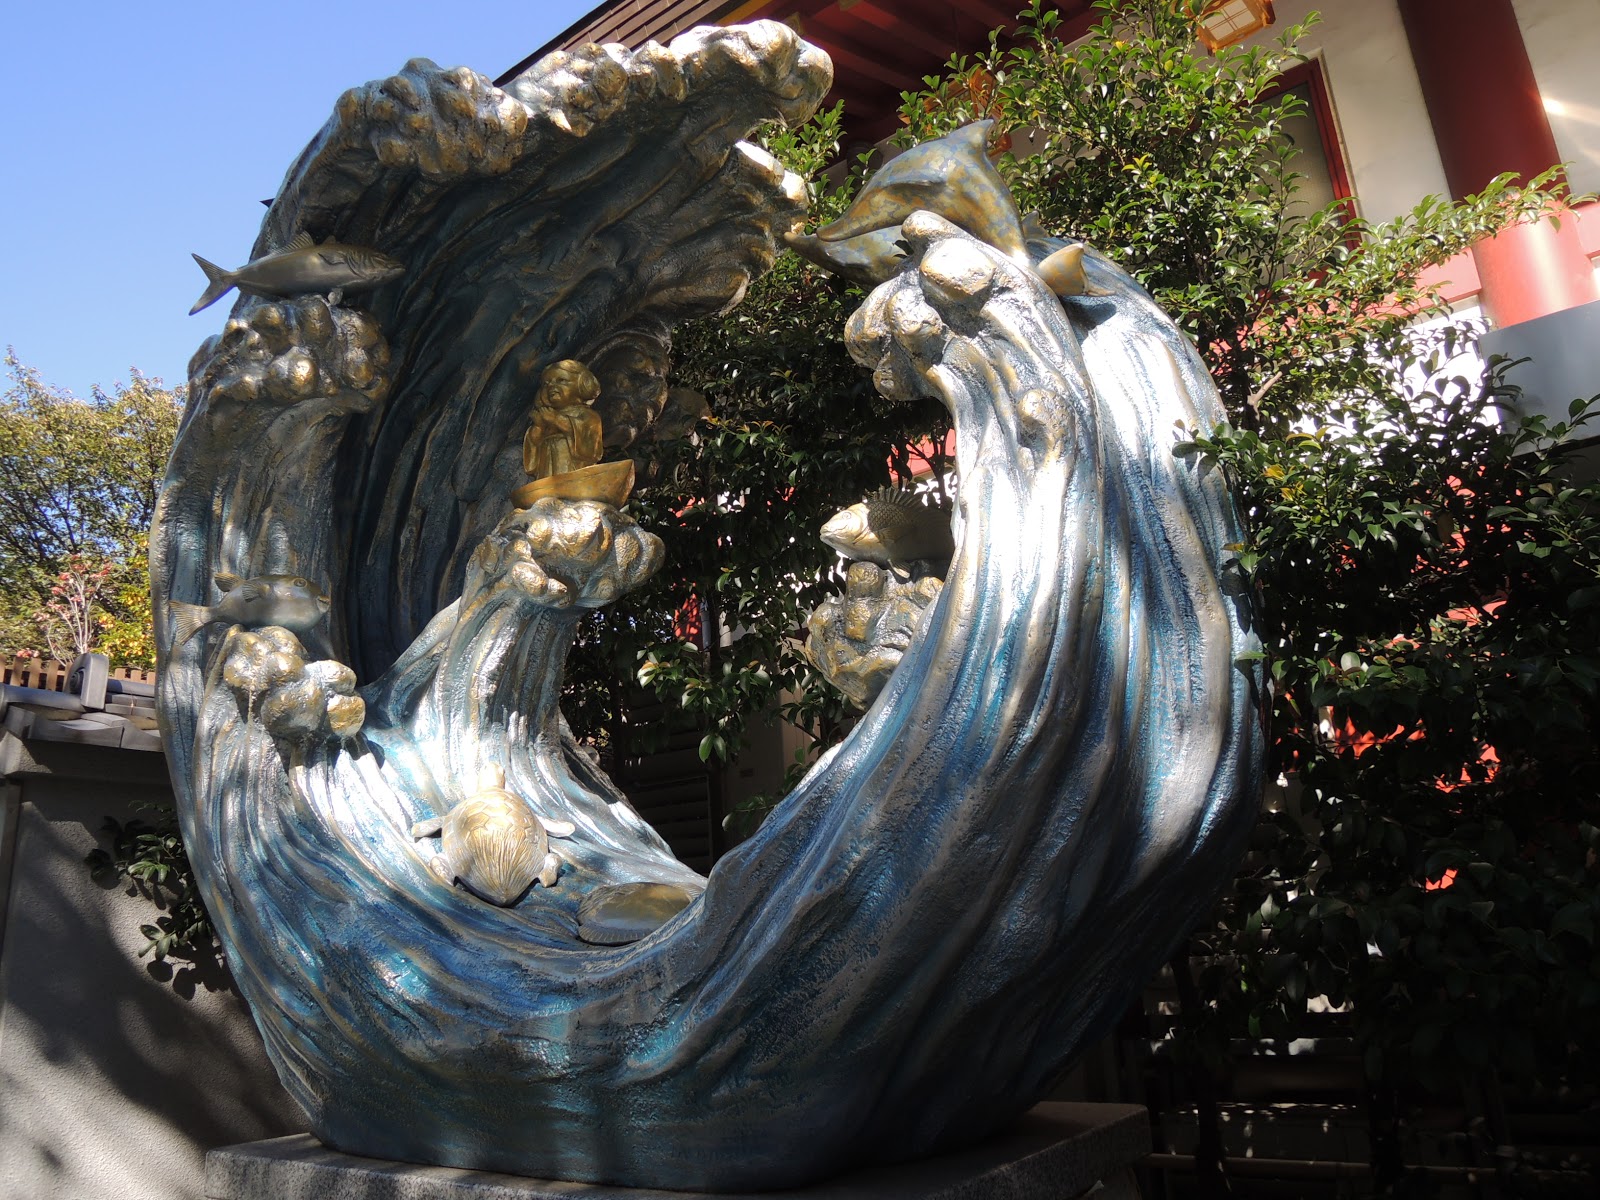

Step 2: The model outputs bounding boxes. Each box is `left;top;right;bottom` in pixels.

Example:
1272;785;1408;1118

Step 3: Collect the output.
1513;0;1600;197
1238;1;1600;218
1240;0;1452;224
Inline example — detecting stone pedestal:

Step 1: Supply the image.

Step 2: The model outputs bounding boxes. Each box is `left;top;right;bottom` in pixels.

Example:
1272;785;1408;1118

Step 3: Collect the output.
206;1101;1150;1200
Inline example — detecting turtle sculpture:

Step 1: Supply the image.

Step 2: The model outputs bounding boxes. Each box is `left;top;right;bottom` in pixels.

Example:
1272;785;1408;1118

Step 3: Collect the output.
410;765;576;906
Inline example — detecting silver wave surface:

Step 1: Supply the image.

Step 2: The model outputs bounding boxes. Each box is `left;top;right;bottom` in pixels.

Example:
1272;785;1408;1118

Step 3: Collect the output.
153;24;1263;1191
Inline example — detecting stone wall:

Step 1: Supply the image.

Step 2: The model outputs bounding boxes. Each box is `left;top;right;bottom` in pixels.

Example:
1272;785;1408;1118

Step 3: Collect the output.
0;735;303;1200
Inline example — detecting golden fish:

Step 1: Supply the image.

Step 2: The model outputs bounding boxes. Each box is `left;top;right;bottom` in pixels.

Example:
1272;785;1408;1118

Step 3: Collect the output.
821;487;954;569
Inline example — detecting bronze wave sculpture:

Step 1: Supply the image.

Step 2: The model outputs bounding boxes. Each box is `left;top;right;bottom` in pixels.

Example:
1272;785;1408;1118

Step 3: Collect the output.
153;22;1264;1190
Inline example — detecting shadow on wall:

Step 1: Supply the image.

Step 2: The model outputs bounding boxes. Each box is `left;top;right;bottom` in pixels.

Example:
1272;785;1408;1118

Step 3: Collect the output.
0;738;304;1200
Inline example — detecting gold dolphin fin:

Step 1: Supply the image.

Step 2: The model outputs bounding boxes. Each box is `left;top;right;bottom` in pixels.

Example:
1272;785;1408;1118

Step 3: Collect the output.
814;121;1029;266
1035;243;1114;298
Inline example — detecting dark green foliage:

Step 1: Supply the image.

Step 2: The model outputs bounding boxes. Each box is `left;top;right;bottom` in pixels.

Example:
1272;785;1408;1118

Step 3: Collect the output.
566;105;952;818
86;813;214;962
1183;361;1600;1095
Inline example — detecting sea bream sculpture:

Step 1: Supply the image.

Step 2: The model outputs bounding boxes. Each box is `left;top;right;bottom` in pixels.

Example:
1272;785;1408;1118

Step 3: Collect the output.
808;486;955;705
820;485;954;570
153;22;1263;1192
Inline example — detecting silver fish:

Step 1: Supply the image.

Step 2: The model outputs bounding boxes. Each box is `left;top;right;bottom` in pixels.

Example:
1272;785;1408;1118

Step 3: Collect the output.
170;573;331;645
189;232;404;314
648;387;711;443
821;487;954;569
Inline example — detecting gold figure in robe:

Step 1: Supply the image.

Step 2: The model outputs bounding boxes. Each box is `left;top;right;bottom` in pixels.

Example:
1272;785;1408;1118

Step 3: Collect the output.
512;360;635;509
523;360;603;479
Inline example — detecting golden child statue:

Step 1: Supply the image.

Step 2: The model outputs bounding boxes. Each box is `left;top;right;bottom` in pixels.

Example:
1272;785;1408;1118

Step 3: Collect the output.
511;360;634;508
524;360;603;479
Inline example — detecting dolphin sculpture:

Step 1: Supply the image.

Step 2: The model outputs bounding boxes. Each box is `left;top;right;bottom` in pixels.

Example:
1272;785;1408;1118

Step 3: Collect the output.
809;120;1029;267
783;225;909;289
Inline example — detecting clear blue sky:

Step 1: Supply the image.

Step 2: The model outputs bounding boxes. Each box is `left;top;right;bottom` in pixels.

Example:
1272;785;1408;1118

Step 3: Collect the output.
2;0;600;400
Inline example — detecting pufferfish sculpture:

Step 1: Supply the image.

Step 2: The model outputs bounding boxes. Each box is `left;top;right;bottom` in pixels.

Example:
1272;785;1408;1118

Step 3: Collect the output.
170;572;331;646
410;765;576;906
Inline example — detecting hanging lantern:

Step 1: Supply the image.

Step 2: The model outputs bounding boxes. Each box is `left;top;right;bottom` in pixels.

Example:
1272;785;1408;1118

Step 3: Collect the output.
1194;0;1276;52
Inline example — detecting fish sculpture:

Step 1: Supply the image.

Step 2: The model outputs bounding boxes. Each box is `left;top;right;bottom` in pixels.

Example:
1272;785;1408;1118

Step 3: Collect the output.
647;386;712;443
411;765;577;906
821;486;955;569
170;573;331;645
189;232;405;315
808;121;1029;269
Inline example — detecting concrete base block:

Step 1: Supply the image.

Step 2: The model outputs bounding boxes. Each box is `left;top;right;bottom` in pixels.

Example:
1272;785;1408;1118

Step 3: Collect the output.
206;1101;1150;1200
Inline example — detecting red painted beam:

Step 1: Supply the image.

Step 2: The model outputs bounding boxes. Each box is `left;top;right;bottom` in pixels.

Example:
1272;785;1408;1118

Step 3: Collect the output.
1397;0;1560;194
835;1;960;64
808;32;925;91
960;0;1023;32
808;4;936;78
1397;0;1596;327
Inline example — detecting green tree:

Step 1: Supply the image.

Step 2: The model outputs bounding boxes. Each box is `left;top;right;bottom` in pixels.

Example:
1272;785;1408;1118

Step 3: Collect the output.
565;105;952;824
1181;358;1599;1196
0;353;180;665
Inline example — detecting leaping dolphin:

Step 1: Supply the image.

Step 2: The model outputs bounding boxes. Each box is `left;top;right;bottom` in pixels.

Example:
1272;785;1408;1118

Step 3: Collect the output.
812;120;1029;268
784;225;909;289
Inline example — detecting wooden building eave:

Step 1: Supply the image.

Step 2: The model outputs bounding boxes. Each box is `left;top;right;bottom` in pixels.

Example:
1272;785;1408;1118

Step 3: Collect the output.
498;1;1102;144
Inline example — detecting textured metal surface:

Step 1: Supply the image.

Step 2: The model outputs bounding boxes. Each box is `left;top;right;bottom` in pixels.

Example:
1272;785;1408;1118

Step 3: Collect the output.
154;23;1262;1193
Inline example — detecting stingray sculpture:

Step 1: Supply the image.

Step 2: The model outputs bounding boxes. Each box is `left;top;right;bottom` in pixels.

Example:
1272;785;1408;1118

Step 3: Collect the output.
153;22;1264;1192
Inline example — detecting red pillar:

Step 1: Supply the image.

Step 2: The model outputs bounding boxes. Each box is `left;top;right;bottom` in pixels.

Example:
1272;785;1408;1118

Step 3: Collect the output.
1398;0;1597;328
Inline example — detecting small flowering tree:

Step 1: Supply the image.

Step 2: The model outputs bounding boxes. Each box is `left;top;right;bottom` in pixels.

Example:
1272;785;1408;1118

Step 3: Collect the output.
32;554;114;664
